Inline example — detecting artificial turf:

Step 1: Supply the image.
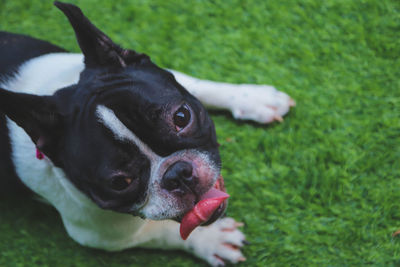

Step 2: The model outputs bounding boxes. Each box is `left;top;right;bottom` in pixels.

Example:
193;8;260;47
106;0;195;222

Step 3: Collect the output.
1;0;399;266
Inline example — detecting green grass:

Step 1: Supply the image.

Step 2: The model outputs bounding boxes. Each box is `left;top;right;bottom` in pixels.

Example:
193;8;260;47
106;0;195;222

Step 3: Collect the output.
1;0;399;266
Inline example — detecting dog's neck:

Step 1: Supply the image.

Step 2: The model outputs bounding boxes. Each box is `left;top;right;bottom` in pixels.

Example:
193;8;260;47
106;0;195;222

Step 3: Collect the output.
3;52;148;239
0;52;83;199
1;52;86;204
7;116;148;249
2;53;83;96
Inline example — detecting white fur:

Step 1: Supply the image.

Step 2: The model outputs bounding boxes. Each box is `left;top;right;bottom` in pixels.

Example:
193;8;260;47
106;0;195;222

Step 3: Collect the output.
6;118;147;250
169;70;295;123
1;52;294;265
2;53;83;95
96;105;161;162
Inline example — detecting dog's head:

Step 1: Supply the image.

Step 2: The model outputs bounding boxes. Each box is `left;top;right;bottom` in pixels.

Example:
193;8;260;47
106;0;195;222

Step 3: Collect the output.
0;2;227;225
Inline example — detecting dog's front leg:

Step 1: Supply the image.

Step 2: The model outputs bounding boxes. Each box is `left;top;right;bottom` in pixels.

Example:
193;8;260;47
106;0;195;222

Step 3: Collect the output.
133;217;246;266
169;70;295;124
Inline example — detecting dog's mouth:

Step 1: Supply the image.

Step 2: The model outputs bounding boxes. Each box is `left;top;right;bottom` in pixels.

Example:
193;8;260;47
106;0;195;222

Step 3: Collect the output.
178;175;229;240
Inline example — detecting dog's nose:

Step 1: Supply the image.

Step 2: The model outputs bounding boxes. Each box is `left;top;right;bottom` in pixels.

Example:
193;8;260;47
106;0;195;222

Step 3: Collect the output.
161;161;198;193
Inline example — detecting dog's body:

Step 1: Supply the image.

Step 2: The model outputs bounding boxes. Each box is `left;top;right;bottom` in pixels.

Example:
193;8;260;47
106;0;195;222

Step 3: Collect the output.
0;3;294;266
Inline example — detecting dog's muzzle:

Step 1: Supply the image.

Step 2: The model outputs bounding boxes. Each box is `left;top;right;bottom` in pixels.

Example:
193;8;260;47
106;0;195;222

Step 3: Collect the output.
178;175;229;240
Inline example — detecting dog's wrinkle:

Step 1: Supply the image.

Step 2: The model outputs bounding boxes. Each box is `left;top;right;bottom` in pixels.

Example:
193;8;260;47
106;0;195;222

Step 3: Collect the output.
93;80;134;95
98;72;131;82
89;188;124;209
89;184;146;212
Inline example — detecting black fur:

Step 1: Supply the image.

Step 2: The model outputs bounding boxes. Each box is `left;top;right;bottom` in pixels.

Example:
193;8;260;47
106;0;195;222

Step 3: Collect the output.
0;2;221;217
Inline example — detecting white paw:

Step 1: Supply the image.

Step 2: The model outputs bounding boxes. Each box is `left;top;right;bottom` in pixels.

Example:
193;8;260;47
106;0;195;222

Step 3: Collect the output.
186;217;247;266
229;84;295;124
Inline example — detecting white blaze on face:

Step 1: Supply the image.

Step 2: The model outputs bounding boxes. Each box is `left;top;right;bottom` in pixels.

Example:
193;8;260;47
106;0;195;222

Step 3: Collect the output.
96;105;161;163
96;105;219;220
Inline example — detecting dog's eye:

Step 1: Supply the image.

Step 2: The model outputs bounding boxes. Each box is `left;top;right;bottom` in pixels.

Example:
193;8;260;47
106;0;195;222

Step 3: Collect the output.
110;176;133;191
174;105;191;130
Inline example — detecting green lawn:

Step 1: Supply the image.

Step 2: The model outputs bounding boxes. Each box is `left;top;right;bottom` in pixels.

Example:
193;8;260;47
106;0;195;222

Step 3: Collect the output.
1;0;399;266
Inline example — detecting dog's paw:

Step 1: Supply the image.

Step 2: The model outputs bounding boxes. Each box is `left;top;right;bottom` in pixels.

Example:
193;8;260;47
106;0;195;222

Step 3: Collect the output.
186;217;247;266
228;84;295;124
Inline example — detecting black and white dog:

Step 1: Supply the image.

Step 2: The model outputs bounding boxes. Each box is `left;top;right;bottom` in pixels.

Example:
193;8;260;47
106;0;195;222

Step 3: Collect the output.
0;2;294;266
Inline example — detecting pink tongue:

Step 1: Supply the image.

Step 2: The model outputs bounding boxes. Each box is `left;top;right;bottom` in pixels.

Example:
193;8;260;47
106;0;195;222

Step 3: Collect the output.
179;188;229;240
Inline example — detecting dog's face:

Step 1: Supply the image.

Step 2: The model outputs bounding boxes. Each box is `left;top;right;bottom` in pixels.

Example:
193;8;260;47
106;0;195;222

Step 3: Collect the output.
61;63;221;220
0;2;224;222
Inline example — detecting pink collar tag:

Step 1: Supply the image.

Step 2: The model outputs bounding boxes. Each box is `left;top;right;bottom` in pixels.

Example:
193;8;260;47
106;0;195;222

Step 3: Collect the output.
36;148;44;160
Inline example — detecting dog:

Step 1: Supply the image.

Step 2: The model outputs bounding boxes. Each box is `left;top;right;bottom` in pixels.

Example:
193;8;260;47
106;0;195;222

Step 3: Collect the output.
0;2;294;266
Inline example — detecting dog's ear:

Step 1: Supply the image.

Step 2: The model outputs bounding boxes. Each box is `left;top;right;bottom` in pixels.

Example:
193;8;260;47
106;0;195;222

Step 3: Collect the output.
0;88;64;165
54;1;148;68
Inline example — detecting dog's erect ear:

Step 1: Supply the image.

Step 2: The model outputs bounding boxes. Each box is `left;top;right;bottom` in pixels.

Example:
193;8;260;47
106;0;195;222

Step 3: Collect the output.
54;1;125;68
0;88;64;165
54;1;147;68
